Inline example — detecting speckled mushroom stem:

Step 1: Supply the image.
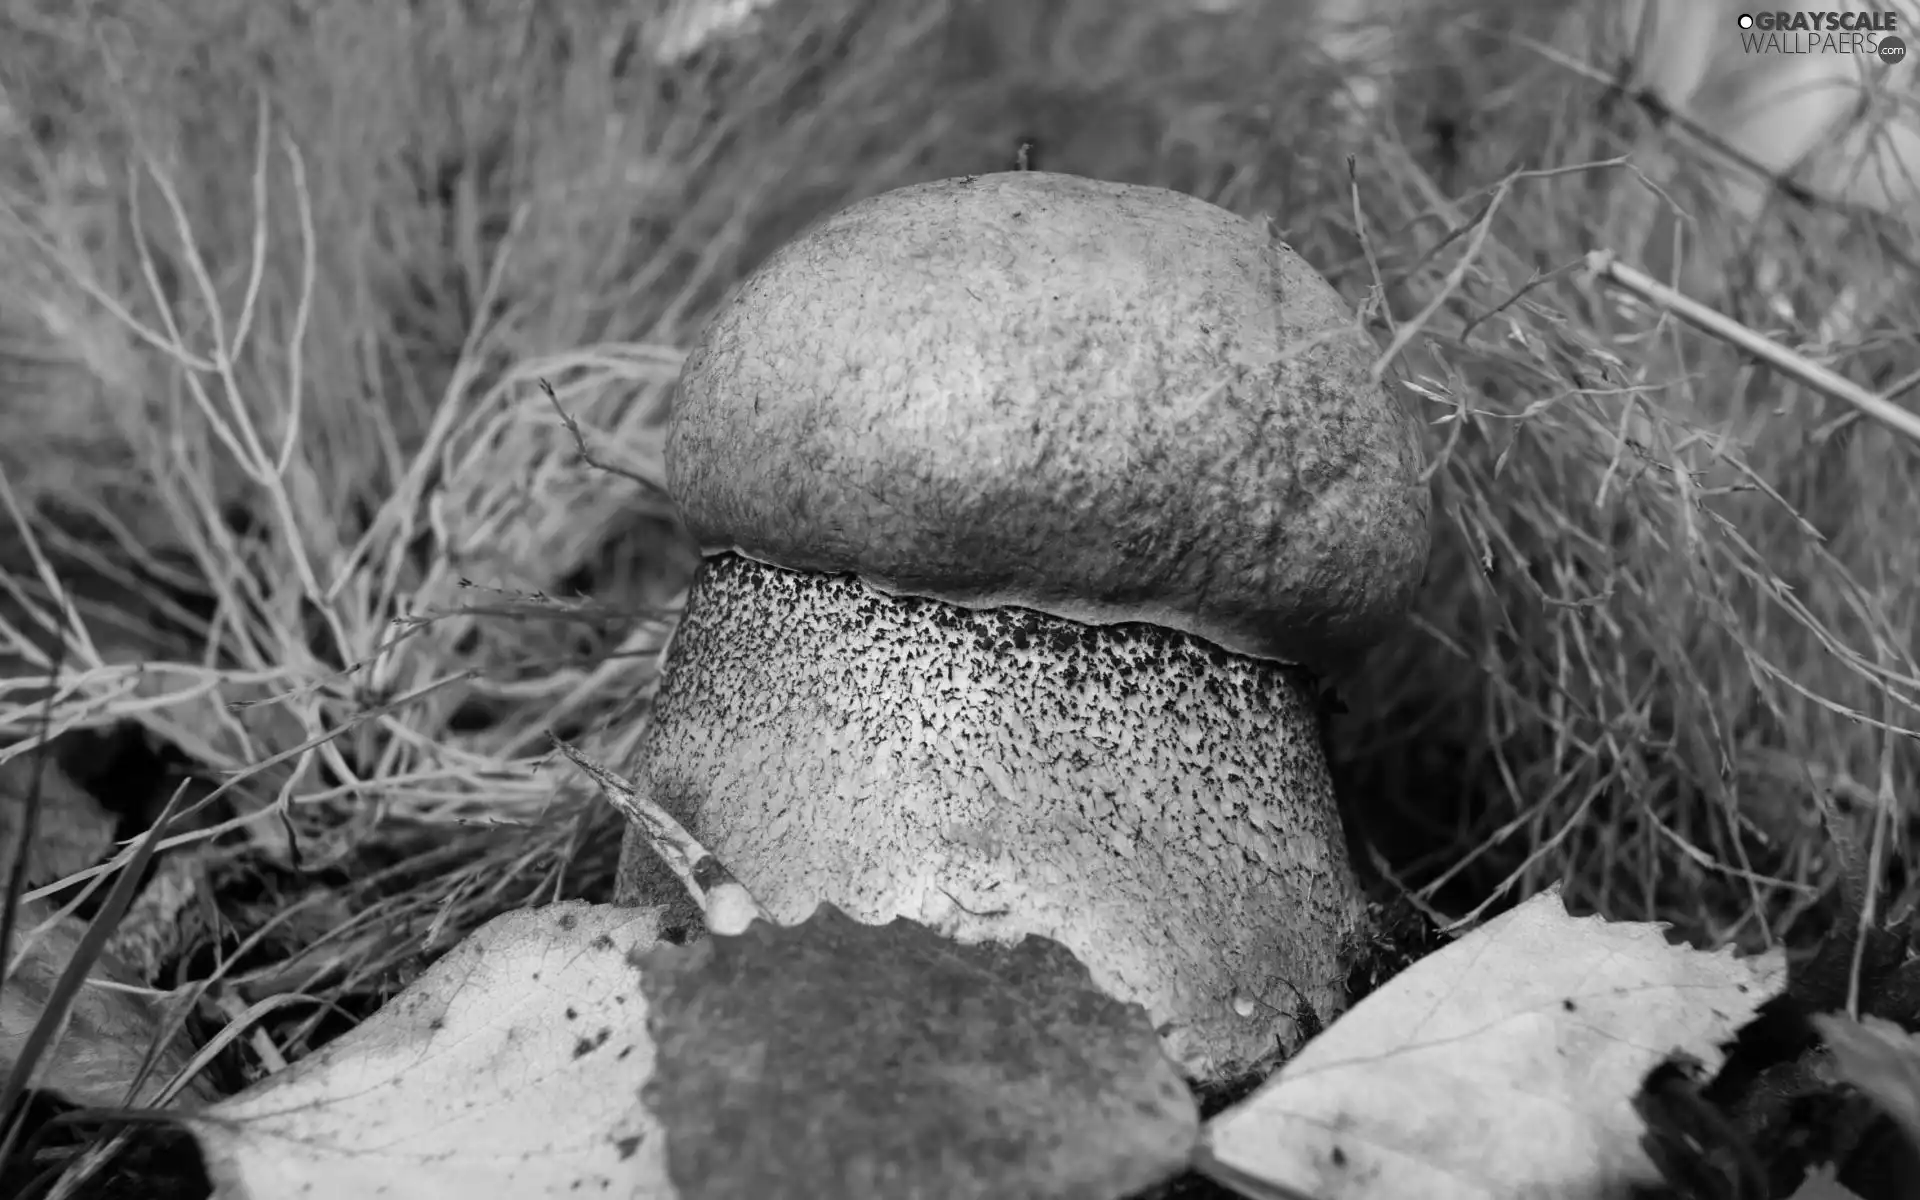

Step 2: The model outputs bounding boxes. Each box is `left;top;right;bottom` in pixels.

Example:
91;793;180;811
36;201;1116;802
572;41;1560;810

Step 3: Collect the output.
615;552;1368;1078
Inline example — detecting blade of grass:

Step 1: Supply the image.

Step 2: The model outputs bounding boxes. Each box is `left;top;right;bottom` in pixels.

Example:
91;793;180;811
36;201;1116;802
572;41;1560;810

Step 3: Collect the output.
0;775;196;1170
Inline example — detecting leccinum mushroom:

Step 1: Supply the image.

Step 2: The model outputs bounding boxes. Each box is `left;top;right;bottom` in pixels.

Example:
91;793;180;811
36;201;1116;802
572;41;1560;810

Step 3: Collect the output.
615;171;1429;1078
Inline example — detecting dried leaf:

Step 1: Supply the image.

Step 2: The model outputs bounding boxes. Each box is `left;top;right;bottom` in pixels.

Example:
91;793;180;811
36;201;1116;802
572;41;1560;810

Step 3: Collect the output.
639;903;1198;1200
0;900;201;1108
1815;1013;1920;1160
188;903;672;1200
0;747;117;890
1198;887;1786;1200
1787;1163;1869;1200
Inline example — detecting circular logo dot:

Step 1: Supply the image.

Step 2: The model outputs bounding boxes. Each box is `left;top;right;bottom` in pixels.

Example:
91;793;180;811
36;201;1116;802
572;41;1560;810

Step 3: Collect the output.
1737;12;1754;28
1881;35;1908;65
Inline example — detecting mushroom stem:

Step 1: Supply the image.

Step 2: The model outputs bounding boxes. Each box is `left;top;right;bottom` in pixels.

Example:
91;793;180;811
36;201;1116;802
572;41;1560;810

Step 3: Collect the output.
616;552;1368;1079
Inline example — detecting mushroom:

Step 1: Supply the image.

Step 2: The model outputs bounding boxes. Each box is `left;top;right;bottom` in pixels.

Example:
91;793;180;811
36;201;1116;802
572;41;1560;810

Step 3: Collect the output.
615;171;1429;1078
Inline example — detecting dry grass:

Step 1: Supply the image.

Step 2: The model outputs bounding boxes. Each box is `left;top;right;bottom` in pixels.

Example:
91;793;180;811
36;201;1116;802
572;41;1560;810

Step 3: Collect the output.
0;0;1917;1185
1338;4;1920;948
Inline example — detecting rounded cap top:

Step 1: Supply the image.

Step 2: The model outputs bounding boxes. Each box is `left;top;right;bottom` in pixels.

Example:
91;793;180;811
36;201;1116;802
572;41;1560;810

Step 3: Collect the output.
667;171;1429;669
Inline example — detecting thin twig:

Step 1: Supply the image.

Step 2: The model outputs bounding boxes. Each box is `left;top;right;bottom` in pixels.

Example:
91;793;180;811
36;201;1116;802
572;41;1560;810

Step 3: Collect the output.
547;736;769;936
1586;250;1920;445
1507;26;1828;214
1371;159;1627;382
539;378;676;504
1347;155;1396;337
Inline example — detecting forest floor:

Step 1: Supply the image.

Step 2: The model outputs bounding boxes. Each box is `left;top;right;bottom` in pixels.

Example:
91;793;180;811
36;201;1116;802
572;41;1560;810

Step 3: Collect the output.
0;0;1916;1194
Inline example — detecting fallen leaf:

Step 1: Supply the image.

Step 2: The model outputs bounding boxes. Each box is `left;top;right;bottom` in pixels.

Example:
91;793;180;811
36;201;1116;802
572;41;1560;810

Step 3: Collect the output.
1197;886;1786;1200
186;902;672;1200
1815;1012;1920;1164
1627;812;1920;1200
1633;1054;1770;1199
0;743;118;891
103;853;208;984
1787;1163;1870;1200
639;902;1199;1200
1639;1015;1920;1200
1;900;202;1108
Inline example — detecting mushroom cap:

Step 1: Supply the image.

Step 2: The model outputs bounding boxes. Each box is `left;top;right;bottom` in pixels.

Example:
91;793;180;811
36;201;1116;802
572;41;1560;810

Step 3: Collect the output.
669;171;1429;669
